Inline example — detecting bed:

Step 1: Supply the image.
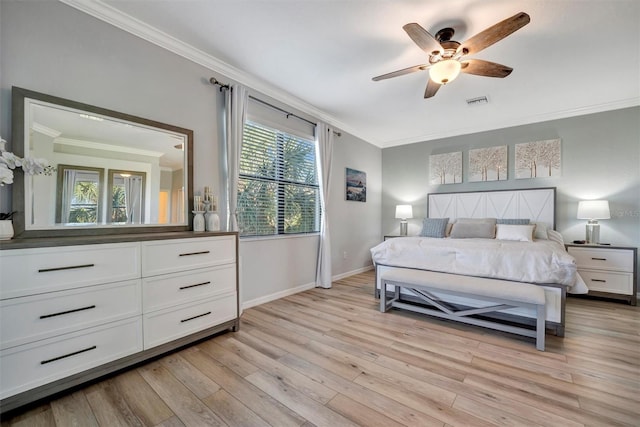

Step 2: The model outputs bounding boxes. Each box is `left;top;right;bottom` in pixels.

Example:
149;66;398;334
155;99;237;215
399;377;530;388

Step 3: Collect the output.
371;187;588;337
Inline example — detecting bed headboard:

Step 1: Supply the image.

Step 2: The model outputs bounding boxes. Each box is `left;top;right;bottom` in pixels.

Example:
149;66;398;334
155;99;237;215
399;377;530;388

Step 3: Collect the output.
427;187;556;229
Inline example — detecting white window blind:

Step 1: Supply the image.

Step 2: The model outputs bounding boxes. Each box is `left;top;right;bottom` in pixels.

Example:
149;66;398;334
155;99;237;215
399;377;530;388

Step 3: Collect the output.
237;121;320;236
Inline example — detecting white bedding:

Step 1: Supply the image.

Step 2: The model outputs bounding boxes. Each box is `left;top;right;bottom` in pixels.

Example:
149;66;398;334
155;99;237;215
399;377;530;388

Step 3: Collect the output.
371;237;588;293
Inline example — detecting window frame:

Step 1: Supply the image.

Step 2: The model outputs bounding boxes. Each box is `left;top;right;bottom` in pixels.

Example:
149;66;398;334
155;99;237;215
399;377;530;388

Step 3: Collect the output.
238;120;320;238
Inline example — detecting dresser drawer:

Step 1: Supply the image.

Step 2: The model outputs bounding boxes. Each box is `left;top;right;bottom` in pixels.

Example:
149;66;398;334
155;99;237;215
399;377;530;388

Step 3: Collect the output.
143;293;237;349
579;269;634;295
141;236;236;277
0;243;141;299
1;280;141;350
143;265;236;312
568;247;634;272
0;317;142;399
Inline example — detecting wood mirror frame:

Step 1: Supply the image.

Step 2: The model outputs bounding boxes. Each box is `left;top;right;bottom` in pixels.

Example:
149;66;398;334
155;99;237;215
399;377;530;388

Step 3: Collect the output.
10;86;194;238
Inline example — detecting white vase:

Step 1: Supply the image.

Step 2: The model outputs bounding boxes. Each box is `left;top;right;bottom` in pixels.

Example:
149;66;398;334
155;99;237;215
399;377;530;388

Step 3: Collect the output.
205;211;220;232
192;211;205;232
0;220;14;240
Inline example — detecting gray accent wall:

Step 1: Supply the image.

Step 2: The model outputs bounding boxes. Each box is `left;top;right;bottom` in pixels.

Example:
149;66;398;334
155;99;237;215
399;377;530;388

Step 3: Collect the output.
382;107;640;277
0;1;380;306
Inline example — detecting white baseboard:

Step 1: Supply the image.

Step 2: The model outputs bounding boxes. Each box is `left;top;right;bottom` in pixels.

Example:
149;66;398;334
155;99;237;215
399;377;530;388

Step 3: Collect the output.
241;264;375;311
332;264;374;281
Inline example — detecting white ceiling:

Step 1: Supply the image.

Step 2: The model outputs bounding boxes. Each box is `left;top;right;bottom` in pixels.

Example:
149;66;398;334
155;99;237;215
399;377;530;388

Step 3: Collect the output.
62;0;639;148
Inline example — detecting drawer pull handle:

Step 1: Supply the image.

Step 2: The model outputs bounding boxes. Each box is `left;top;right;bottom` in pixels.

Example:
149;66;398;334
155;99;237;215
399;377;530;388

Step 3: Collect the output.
38;264;95;273
181;311;211;323
40;346;97;365
179;281;211;290
591;279;607;283
179;251;210;257
40;305;96;319
591;257;607;261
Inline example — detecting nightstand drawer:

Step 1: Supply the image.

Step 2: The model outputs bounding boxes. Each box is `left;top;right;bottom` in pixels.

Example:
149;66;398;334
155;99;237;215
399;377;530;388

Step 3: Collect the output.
568;247;634;272
579;269;633;294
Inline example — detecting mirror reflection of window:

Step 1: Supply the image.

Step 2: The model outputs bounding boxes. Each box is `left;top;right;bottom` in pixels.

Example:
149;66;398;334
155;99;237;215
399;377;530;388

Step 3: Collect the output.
109;170;146;224
56;165;104;224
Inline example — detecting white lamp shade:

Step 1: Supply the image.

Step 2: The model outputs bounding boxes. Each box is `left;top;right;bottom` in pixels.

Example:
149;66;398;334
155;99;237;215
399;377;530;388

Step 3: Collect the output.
429;60;461;85
395;204;413;219
577;200;610;220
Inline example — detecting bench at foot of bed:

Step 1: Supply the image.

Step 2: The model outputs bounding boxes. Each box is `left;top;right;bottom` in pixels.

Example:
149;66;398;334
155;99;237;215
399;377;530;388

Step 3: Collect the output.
380;269;547;351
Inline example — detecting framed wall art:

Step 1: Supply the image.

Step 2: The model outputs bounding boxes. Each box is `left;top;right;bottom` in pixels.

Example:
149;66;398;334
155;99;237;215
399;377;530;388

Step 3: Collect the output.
429;151;462;185
515;138;561;179
469;145;508;182
345;167;366;202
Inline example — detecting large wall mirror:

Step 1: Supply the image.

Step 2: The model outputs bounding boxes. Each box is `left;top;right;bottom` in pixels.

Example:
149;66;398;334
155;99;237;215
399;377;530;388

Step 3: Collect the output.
11;87;193;238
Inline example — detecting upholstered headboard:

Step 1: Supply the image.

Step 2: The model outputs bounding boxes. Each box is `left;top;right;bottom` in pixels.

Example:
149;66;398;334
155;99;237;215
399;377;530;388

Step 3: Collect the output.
427;187;556;229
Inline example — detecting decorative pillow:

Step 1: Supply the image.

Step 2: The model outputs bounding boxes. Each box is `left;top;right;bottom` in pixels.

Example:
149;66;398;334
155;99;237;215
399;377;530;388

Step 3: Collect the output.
455;217;497;225
450;222;496;239
420;218;449;238
532;222;549;240
497;218;530;225
547;229;565;247
495;224;535;242
445;222;454;237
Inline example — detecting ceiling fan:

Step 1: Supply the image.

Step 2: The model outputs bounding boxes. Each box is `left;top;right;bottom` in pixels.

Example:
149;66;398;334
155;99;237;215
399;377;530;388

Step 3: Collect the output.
372;12;530;98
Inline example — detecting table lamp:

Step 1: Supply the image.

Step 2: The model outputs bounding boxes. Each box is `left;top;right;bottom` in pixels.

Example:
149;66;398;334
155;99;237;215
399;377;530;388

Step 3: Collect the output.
395;205;413;236
577;200;610;244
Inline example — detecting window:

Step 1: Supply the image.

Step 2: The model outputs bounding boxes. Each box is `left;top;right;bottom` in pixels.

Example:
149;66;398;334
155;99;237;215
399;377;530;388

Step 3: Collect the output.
237;121;320;236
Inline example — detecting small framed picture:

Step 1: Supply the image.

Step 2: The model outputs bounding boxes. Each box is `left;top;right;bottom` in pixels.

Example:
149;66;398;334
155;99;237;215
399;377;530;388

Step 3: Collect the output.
345;168;366;202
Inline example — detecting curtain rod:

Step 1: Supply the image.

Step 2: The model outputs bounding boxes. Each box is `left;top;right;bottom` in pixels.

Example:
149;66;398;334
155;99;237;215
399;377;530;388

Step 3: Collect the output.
209;77;341;137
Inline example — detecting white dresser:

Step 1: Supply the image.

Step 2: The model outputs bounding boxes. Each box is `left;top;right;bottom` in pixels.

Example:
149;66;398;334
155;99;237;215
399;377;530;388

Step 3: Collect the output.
566;244;637;305
0;232;238;413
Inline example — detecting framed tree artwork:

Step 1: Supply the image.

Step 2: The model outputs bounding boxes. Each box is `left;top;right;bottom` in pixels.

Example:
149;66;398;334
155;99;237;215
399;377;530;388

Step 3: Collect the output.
515;139;561;179
429;151;462;184
469;145;507;182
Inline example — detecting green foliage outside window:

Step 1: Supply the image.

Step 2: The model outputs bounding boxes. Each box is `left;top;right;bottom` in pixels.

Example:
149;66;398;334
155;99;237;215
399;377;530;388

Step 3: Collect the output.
238;122;320;236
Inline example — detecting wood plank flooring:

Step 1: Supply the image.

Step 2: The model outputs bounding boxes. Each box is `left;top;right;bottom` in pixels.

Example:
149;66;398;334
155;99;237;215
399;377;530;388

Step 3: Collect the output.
2;270;639;426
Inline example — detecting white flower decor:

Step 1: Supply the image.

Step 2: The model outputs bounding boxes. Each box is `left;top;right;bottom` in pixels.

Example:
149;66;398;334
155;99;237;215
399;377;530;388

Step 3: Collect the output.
0;138;56;186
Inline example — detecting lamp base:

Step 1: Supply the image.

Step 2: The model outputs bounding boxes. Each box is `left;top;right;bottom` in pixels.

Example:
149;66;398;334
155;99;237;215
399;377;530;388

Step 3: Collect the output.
585;220;600;244
400;221;408;236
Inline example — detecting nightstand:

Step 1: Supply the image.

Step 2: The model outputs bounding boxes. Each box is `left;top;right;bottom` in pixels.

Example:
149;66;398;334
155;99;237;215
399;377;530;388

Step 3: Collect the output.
566;244;637;305
384;235;404;241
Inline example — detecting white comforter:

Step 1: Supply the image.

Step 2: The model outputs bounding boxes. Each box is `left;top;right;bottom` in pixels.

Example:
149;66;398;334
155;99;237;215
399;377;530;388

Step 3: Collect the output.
371;237;588;292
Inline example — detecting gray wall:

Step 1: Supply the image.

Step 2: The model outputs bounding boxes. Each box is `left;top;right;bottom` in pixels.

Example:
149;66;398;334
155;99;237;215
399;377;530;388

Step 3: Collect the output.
382;107;640;275
0;1;381;306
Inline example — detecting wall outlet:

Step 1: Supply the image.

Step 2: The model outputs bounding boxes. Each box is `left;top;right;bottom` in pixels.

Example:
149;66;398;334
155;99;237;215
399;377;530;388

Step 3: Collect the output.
343;251;347;260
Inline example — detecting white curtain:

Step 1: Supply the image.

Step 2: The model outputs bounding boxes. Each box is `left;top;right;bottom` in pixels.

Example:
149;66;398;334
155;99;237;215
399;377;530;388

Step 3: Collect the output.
61;169;77;223
124;176;142;224
224;84;249;231
315;122;334;288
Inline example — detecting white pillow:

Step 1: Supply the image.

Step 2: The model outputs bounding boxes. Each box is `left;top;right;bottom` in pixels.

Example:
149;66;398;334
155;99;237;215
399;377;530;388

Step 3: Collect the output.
496;224;535;242
547;229;565;247
532;222;549;240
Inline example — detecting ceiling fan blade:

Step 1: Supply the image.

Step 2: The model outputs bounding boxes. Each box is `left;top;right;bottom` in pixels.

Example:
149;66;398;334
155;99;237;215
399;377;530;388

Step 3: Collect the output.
372;64;429;81
459;12;530;55
460;59;513;77
403;23;443;55
424;79;441;98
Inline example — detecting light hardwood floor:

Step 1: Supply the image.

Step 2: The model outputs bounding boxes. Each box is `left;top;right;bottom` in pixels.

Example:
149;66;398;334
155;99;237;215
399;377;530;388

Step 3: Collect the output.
2;270;639;426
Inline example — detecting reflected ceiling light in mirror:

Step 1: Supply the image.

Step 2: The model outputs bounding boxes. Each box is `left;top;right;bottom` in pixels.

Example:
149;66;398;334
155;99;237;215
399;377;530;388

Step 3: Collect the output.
79;113;104;122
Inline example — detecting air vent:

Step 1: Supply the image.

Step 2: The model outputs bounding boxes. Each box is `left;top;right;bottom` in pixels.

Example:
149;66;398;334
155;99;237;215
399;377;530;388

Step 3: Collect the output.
466;96;489;106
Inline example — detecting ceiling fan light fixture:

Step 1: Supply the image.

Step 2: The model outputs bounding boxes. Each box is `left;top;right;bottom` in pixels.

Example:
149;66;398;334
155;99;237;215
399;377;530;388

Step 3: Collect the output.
429;60;461;85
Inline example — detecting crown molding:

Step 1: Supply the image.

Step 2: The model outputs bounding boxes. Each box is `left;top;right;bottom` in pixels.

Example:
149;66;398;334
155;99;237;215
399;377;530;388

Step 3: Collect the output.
57;0;364;143
380;97;640;149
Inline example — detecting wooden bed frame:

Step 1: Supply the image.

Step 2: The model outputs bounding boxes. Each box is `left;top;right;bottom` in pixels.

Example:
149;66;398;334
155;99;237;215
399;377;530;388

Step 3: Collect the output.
375;187;567;337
